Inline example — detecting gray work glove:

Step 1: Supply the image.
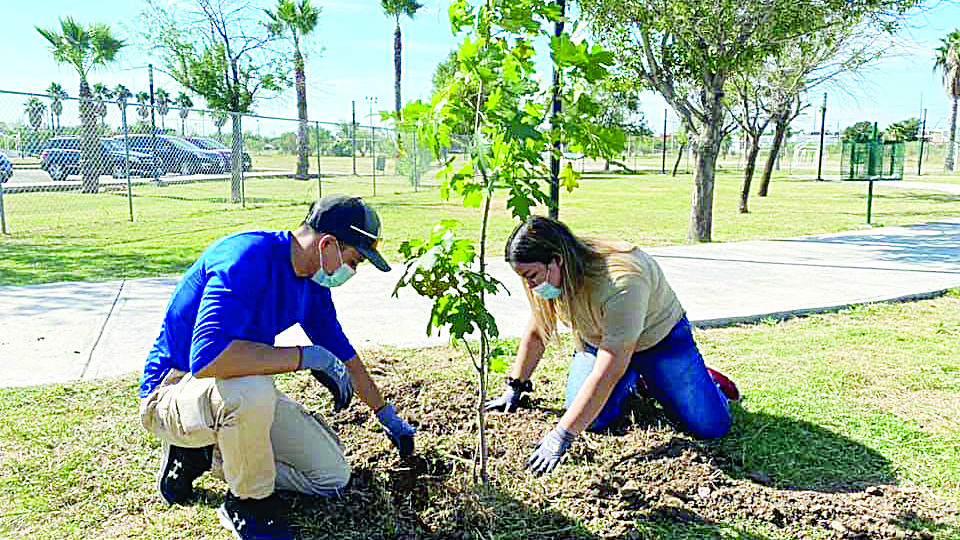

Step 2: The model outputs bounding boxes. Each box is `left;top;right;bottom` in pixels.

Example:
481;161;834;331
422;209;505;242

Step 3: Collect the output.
526;425;576;477
376;403;416;458
300;345;353;412
483;378;532;413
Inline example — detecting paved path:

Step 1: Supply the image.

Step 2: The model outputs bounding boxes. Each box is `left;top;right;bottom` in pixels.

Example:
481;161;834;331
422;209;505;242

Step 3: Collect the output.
2;219;960;388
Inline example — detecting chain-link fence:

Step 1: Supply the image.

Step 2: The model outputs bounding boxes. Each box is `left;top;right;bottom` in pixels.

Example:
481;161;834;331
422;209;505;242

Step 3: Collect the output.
2;86;959;237
0;89;446;235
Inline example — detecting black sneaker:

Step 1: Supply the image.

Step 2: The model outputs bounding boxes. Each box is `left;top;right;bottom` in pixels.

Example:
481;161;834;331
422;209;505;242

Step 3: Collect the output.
217;491;294;540
157;442;213;505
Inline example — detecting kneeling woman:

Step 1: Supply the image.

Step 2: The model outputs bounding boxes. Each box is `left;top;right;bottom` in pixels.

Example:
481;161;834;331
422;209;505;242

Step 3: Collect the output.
487;216;739;476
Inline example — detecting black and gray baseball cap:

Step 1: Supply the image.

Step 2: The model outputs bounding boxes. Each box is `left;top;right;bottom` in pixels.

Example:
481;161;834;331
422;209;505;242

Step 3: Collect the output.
304;195;391;272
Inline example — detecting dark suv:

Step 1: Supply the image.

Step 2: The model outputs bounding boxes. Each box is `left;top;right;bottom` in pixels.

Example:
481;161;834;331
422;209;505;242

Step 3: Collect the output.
186;137;252;172
121;135;226;175
39;136;163;181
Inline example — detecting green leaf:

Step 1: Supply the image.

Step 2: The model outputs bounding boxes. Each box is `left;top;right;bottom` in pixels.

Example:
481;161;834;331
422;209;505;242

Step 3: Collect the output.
560;162;581;193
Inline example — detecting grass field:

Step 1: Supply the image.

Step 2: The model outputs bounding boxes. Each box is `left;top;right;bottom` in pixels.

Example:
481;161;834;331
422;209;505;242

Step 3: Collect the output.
1;153;959;539
1;293;958;539
1;155;958;286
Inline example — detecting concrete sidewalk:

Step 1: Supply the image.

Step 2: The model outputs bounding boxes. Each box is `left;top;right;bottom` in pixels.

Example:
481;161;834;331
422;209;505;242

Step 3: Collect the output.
2;219;960;388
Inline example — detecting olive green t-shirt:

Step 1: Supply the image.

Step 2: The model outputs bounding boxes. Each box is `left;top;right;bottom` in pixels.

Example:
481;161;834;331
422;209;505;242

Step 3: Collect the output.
577;248;684;353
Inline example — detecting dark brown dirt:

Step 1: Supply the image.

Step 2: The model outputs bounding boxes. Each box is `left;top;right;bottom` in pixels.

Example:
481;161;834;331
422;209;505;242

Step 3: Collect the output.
279;349;960;540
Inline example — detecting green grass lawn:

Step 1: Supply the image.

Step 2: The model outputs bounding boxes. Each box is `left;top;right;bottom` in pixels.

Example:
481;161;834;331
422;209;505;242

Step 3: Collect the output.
1;161;958;286
1;291;958;539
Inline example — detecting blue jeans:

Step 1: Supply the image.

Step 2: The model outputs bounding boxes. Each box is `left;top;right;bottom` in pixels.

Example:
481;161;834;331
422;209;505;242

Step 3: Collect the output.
565;316;731;438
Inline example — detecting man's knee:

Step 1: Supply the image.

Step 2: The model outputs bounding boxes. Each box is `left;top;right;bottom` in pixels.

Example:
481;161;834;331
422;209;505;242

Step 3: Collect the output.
216;375;278;422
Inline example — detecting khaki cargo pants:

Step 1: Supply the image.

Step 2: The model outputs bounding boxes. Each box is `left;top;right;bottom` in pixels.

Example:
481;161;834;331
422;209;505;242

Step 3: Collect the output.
140;369;350;499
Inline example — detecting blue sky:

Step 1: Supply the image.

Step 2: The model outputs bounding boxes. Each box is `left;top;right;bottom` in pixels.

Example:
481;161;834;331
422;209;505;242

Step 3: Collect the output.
4;0;959;136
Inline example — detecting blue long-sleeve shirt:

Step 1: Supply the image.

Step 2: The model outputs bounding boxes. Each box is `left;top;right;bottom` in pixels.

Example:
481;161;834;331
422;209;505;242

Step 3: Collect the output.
139;230;356;397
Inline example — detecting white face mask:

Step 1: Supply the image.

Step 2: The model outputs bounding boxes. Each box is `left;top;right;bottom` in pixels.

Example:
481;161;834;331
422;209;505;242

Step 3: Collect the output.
310;239;356;288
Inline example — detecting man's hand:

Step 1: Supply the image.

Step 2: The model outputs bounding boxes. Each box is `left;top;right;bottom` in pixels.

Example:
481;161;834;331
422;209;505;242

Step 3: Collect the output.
484;378;532;413
300;345;353;412
526;425;576;477
377;403;416;458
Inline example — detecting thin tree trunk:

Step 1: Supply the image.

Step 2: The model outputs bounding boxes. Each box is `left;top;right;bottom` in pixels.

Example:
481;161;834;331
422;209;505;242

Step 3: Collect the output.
394;22;403;158
394;23;402;122
476;163;493;485
230;113;243;203
79;80;100;193
739;134;761;213
295;45;310;180
946;96;957;172
759;116;789;197
688;81;724;243
672;142;686;177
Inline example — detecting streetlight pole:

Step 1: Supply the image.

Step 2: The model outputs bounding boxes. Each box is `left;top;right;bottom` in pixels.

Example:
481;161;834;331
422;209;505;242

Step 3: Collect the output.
816;93;827;181
365;96;378;197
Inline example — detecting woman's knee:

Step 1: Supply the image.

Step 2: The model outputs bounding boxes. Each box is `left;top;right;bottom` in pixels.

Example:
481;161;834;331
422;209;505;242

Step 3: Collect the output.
684;415;732;439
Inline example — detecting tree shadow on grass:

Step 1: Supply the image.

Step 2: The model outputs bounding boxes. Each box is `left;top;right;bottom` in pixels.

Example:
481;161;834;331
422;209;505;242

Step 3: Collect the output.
0;240;192;285
708;406;897;493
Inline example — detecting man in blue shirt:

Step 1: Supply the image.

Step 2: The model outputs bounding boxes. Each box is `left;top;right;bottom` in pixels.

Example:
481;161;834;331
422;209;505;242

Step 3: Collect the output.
139;195;415;540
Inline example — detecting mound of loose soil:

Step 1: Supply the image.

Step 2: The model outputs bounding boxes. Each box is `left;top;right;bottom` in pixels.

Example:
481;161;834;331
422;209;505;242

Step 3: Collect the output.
279;349;959;539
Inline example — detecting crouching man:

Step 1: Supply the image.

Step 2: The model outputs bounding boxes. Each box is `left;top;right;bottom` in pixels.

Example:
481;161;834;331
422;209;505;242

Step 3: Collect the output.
139;195;416;540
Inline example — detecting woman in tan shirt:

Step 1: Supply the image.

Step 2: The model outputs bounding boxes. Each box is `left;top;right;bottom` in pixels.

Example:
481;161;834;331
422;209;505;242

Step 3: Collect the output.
487;215;738;476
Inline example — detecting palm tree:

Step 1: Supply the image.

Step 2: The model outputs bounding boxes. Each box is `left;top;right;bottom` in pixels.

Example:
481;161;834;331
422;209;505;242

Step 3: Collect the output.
176;92;194;136
381;0;423;124
113;84;132;114
46;82;68;135
155;88;171;133
92;82;112;132
266;0;321;180
135;91;151;126
24;97;47;131
934;29;960;172
37;17;125;193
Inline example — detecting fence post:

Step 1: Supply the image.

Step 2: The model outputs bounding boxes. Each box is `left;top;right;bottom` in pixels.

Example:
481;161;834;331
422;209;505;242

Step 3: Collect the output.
121;100;134;222
0;178;7;235
412;130;419;192
315;120;322;198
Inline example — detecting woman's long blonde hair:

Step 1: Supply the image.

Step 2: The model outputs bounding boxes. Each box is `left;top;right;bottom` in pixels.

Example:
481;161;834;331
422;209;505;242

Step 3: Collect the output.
505;216;639;347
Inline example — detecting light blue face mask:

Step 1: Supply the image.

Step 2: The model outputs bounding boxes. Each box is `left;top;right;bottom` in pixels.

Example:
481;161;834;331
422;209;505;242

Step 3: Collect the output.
532;280;562;300
310;239;356;288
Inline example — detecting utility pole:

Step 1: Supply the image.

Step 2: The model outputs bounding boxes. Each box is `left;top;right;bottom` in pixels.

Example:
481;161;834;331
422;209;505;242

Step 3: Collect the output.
351;101;357;176
918;108;927;177
816;93;827;181
548;0;565;220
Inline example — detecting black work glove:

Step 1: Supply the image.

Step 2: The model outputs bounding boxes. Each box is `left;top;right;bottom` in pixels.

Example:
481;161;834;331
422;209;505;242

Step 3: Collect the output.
483;378;532;412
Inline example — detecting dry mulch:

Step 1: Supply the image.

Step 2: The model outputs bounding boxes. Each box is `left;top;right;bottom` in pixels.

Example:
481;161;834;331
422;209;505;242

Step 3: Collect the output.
277;348;960;539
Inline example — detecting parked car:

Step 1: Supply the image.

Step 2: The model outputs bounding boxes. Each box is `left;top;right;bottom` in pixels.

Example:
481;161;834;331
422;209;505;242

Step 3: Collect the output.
121;135;227;175
0;152;13;183
186;136;252;172
39;136;163;182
